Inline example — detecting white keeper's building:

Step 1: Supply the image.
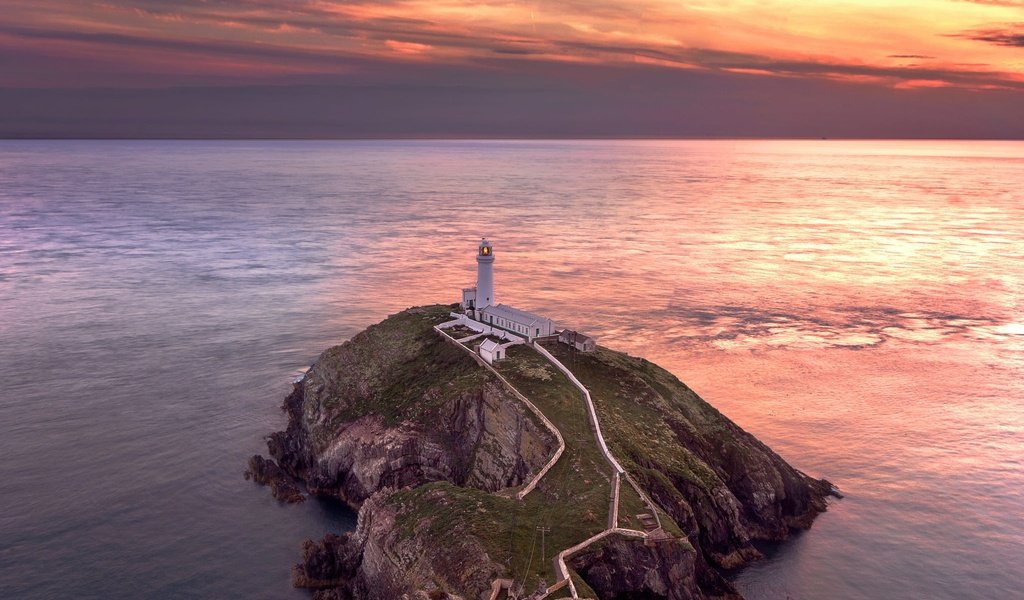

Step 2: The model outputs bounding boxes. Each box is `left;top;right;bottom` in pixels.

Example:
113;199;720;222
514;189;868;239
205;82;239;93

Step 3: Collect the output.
477;338;505;364
460;239;556;341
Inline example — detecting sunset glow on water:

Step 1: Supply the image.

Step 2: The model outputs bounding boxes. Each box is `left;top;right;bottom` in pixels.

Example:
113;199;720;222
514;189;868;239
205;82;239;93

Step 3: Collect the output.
0;140;1021;599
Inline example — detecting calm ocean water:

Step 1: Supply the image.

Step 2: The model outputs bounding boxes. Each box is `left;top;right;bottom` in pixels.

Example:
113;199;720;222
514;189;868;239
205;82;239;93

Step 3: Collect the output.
0;140;1021;600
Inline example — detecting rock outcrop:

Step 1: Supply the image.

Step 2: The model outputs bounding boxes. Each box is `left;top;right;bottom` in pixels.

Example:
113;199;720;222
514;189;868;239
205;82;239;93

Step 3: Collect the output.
250;305;836;600
569;535;740;600
290;486;507;600
265;306;557;510
269;378;554;509
551;346;835;571
244;454;305;503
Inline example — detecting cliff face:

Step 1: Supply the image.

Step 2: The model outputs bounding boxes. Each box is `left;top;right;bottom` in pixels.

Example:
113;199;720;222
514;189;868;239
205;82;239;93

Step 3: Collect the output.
251;305;835;600
547;345;833;570
569;535;739;600
293;485;510;600
265;306;557;509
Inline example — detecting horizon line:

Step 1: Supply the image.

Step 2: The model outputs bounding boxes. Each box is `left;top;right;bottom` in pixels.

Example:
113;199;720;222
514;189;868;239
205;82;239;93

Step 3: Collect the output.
3;136;1024;142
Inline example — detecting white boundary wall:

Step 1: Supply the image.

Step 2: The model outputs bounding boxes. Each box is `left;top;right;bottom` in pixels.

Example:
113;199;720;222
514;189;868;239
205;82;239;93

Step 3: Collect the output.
545;528;648;599
437;322;669;598
433;325;564;500
440;313;525;344
532;343;624;474
532;342;663;531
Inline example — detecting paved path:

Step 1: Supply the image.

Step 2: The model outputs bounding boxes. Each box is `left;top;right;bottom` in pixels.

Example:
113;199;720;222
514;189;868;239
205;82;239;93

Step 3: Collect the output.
532;343;662;531
532;343;624;475
487;578;513;600
435;325;667;599
434;326;565;500
545;527;649;599
532;342;667;599
608;472;620;530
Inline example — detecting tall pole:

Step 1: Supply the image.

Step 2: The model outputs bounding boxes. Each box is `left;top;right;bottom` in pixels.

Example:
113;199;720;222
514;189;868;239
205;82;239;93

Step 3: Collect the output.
537;526;551;564
510;508;517;565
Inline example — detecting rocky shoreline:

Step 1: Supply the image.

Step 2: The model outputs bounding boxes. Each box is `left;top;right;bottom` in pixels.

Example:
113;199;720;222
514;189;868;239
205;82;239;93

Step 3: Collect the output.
248;305;837;599
244;455;305;504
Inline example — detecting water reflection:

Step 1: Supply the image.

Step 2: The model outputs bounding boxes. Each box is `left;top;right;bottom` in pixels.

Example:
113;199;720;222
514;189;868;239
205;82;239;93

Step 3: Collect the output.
0;140;1021;600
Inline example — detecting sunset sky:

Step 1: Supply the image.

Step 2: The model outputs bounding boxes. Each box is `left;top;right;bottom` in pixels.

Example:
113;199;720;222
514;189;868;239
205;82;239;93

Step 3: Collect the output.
3;0;1023;137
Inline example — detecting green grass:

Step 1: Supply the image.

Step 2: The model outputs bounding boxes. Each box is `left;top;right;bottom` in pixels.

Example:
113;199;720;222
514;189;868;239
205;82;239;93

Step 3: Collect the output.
616;481;647;530
433;341;696;590
539;341;727;512
308;305;491;445
322;310;704;595
489;344;613;590
382;342;622;594
444;324;479;338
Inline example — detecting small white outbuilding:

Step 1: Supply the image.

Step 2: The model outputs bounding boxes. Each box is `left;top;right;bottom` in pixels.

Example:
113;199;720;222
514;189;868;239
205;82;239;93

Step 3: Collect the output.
559;329;597;353
478;338;505;364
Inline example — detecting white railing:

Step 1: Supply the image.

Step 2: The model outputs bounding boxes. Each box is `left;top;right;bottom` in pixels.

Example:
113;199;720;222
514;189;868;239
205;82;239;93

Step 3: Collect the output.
531;343;624;474
544;528;648;599
531;343;663;531
433;326;565;500
437;325;668;598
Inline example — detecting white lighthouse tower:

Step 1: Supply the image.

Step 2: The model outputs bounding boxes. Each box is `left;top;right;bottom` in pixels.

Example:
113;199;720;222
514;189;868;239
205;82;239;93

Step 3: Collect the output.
476;238;495;312
455;238;556;342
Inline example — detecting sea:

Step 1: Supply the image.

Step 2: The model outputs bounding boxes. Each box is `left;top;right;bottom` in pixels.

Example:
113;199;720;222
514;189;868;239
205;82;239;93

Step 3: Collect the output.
0;140;1021;600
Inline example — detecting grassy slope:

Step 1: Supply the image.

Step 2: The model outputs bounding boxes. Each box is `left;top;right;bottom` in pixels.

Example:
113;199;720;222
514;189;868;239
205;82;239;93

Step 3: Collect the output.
541;342;734;500
316;308;709;596
385;341;686;596
306;305;492;450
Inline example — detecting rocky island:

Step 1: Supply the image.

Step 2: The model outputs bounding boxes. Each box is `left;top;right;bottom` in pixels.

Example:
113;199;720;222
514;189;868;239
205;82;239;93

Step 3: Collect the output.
248;303;836;600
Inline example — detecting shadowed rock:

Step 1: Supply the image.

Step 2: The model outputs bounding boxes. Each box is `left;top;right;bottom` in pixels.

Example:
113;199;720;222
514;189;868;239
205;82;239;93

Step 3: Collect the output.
245;455;305;504
252;305;836;599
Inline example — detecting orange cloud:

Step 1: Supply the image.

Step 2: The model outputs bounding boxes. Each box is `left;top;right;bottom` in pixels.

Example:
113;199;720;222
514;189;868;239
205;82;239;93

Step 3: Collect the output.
894;79;956;89
1;0;1022;91
385;39;432;54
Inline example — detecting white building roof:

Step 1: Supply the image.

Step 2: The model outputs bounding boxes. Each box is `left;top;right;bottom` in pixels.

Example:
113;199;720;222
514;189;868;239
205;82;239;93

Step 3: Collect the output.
479;338;501;353
481;304;551;326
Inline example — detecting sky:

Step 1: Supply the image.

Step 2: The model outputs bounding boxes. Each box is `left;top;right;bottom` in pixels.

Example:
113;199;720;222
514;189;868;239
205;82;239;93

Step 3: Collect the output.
2;0;1023;138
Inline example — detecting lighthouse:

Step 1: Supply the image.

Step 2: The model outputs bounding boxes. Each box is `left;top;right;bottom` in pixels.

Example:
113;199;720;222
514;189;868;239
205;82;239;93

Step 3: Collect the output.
476;238;495;310
457;238;556;341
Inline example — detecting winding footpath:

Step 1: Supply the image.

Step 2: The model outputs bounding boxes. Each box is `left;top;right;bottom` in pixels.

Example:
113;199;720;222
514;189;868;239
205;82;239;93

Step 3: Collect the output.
435;322;670;599
531;343;663;599
532;344;663;531
434;325;565;500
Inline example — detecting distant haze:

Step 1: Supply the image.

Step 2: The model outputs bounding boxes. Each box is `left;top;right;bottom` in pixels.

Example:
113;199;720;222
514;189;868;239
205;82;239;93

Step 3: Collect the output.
2;0;1024;138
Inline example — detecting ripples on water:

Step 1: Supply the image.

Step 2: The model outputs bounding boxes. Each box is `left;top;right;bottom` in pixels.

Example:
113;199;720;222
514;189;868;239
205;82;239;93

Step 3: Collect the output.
0;140;1021;599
